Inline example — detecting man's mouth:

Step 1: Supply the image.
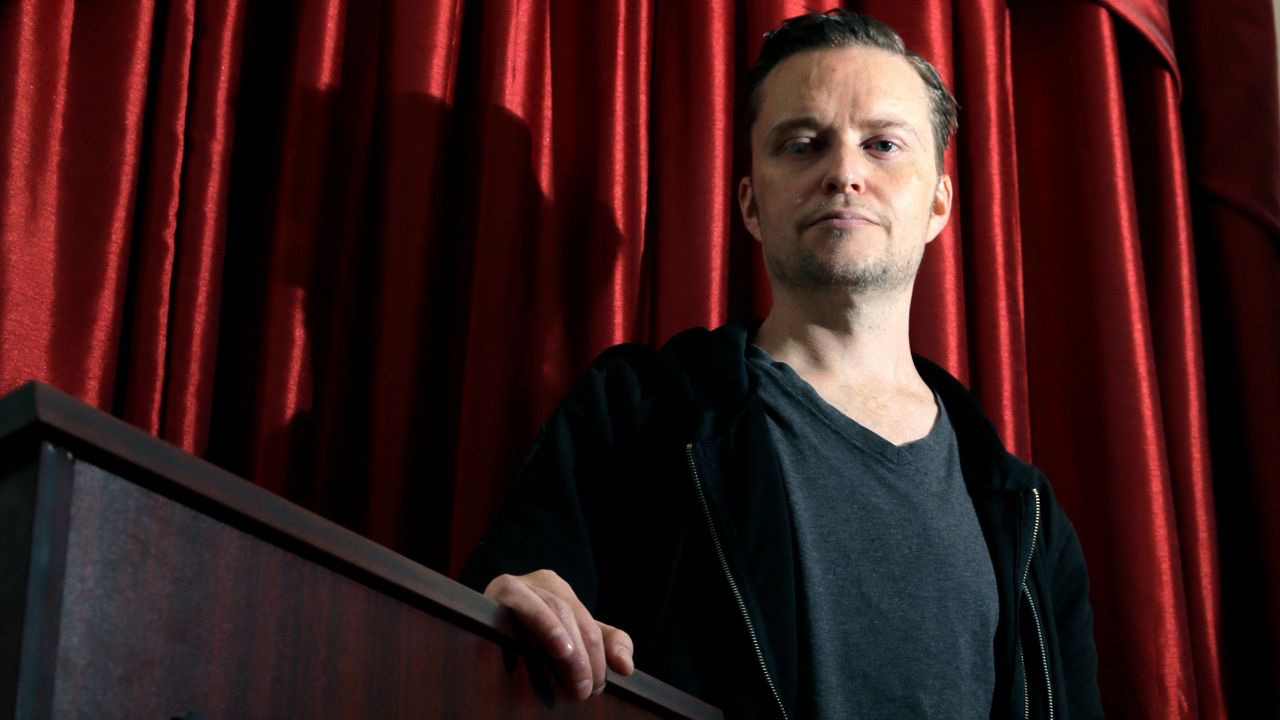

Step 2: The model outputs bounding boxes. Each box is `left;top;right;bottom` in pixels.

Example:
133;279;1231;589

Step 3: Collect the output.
808;209;880;228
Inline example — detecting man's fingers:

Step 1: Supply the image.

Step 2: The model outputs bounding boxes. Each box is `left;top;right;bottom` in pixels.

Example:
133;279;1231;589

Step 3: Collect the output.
484;575;575;659
576;607;607;695
483;571;624;701
599;621;636;675
531;585;595;700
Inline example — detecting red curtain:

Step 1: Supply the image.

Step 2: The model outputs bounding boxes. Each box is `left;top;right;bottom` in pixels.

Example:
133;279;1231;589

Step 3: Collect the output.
1170;0;1280;714
2;0;1276;716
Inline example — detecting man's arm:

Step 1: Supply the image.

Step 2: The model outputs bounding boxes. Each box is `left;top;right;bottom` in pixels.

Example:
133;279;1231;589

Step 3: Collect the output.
1048;505;1105;718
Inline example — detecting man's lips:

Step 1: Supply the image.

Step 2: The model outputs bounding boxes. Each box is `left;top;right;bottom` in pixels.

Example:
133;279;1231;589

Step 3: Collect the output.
807;209;880;228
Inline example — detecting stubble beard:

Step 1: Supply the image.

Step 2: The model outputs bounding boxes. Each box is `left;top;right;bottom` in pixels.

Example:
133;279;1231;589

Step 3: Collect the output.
765;226;927;295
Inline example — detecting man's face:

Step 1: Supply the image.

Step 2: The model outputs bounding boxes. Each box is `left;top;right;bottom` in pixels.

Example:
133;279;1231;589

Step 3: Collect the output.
739;45;952;295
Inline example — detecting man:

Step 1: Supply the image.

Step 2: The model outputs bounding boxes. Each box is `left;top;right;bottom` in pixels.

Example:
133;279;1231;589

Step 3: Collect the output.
463;9;1102;719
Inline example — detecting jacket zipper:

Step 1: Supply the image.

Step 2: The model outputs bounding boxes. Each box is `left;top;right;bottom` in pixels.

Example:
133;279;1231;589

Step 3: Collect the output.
686;443;790;720
1021;488;1054;720
1021;646;1029;720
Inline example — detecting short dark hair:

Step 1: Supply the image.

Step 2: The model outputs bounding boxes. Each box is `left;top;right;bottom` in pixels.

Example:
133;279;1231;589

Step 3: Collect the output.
741;9;959;173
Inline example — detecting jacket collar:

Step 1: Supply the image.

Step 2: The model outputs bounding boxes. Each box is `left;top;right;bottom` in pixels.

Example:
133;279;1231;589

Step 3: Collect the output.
659;321;1037;495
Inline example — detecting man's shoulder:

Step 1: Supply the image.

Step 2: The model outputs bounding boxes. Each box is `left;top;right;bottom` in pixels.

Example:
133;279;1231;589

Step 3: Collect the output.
583;322;753;391
912;354;1049;492
560;322;755;439
590;322;750;364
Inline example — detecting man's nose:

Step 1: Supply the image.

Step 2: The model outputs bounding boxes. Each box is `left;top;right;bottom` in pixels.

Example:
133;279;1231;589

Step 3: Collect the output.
822;142;866;194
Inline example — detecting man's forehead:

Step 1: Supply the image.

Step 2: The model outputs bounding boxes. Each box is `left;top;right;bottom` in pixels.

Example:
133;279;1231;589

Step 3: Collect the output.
750;48;929;147
760;46;929;112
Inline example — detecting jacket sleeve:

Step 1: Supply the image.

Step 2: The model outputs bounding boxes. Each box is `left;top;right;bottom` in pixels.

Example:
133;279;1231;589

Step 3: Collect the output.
459;348;652;610
1047;502;1105;719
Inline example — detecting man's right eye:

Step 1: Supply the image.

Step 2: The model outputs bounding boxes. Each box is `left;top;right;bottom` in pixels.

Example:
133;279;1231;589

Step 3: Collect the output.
781;138;814;154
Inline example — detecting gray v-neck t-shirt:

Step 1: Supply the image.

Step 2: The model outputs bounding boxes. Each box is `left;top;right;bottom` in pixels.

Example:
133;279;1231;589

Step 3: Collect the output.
747;346;998;719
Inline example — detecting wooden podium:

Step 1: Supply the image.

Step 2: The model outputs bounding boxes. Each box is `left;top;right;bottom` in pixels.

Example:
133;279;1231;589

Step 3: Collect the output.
0;382;721;719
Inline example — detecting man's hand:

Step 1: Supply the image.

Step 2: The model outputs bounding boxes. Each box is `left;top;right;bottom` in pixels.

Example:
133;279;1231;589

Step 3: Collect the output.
484;569;635;700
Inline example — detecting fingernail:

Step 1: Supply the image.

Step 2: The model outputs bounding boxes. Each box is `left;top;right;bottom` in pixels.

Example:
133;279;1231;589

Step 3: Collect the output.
575;679;593;697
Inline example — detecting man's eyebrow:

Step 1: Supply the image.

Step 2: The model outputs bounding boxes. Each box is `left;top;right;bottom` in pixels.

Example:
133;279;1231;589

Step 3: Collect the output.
860;117;922;140
763;116;923;141
764;116;824;139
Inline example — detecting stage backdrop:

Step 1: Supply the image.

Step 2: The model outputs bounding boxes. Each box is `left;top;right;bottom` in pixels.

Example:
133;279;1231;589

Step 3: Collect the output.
1;0;1277;716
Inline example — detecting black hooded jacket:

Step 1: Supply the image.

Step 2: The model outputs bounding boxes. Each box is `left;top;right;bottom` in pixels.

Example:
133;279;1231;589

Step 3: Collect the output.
463;323;1103;719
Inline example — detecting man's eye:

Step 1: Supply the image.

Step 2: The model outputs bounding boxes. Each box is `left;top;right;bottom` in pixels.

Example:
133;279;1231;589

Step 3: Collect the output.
867;139;900;153
781;138;814;154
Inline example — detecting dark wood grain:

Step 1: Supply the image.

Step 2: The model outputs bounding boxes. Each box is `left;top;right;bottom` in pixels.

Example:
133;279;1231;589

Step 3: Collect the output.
0;381;722;719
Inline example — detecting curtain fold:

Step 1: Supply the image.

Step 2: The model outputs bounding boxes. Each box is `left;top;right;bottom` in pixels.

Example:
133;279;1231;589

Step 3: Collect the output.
945;0;1034;457
156;0;245;453
1010;3;1211;714
1122;50;1224;720
1171;0;1280;713
647;0;736;345
0;0;243;447
117;0;196;441
2;0;1275;716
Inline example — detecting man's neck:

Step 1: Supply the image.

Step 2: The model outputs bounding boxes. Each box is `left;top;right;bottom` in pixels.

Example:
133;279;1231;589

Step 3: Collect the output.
753;283;937;445
755;284;919;389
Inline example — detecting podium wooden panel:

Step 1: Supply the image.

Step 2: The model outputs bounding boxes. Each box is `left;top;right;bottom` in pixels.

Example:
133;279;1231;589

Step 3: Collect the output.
0;382;721;719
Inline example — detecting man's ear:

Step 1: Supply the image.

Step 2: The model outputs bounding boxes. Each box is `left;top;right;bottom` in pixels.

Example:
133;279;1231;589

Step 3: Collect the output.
739;175;762;242
925;174;953;243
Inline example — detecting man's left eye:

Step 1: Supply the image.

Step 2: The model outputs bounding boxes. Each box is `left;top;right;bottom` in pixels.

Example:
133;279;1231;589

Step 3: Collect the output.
867;139;899;153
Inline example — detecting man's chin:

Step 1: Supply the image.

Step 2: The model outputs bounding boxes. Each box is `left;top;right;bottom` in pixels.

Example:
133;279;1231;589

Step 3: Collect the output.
791;264;890;291
781;256;921;294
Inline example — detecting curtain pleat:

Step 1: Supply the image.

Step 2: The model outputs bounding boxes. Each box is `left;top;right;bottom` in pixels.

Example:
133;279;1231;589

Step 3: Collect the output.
54;0;154;414
3;0;1275;716
950;0;1033;459
248;0;354;501
361;0;465;551
1010;2;1216;716
1123;50;1225;719
1171;0;1280;712
1021;1;1164;710
118;0;195;439
159;0;245;454
449;0;560;572
648;0;736;345
0;0;75;394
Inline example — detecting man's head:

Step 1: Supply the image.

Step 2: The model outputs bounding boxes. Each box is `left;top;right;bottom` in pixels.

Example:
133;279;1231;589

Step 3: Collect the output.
738;11;957;296
742;10;958;173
